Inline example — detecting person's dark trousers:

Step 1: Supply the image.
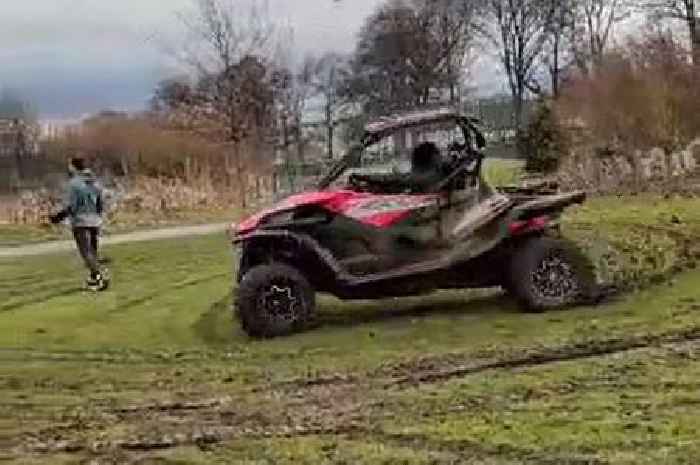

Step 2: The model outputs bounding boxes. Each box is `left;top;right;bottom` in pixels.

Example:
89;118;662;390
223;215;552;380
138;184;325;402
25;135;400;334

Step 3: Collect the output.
91;232;111;264
73;227;101;277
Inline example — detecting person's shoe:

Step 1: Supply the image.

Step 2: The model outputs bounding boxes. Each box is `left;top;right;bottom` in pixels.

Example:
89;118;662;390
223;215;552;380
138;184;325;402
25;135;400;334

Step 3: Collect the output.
86;272;110;292
98;269;111;291
86;274;101;291
97;277;110;291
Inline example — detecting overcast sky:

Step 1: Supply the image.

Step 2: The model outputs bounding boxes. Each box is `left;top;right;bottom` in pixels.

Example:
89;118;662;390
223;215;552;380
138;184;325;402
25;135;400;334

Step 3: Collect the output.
0;0;394;121
1;1;644;123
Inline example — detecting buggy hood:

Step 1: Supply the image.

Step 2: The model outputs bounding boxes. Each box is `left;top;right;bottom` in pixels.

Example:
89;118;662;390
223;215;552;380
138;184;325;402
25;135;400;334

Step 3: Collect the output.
232;189;439;237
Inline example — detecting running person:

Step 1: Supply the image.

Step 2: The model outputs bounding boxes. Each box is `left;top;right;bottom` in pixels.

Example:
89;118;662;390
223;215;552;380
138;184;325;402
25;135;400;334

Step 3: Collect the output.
50;158;109;291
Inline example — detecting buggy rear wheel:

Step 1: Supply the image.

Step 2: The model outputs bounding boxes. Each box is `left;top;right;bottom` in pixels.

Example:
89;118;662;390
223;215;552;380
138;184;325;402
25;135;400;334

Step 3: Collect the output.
509;237;596;312
235;263;316;338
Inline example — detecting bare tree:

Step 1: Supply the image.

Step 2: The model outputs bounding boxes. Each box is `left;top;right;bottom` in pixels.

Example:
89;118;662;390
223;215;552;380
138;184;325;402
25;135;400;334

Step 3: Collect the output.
544;0;577;98
12;119;27;182
642;0;699;64
348;1;429;114
271;37;316;167
346;0;477;116
150;78;195;114
486;0;555;133
177;0;274;77
272;68;296;161
414;0;477;104
572;0;630;74
270;62;323;192
304;53;350;159
171;0;277;207
0;90;38;186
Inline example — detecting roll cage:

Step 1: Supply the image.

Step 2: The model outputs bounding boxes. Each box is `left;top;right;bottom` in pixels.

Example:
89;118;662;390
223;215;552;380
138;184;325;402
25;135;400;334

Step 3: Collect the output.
317;108;486;190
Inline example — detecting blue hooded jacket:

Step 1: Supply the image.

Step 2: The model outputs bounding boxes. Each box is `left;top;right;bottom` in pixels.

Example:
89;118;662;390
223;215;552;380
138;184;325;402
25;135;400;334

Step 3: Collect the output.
62;169;103;228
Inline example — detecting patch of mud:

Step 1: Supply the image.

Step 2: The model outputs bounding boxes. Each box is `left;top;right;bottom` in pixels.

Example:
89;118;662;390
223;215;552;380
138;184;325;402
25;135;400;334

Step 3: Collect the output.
0;347;247;365
10;328;700;463
386;326;700;386
113;398;231;415
273;372;358;389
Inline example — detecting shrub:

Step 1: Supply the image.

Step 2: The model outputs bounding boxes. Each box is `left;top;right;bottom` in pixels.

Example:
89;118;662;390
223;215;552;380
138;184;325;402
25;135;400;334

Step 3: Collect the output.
519;99;569;174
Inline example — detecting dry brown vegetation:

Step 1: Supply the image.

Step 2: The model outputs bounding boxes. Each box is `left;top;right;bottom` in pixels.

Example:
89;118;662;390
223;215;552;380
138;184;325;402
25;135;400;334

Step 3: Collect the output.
559;30;699;153
63;115;271;186
554;29;700;191
26;114;276;223
47;116;223;181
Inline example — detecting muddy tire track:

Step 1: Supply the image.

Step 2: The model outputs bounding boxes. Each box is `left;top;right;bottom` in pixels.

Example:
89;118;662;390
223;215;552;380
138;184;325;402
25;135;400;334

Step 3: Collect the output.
9;328;700;462
270;326;700;391
15;420;610;465
362;430;609;465
385;326;700;386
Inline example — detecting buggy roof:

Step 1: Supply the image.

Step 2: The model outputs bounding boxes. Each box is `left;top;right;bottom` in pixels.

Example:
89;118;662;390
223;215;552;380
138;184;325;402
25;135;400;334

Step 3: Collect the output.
365;108;471;138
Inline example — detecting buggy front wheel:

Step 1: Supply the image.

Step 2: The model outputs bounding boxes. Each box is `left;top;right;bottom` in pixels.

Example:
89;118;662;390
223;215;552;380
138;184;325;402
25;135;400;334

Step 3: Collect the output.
235;263;316;338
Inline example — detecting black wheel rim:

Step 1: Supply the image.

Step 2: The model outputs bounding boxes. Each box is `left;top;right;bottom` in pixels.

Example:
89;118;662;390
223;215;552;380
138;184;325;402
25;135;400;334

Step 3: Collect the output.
257;280;302;325
531;251;580;303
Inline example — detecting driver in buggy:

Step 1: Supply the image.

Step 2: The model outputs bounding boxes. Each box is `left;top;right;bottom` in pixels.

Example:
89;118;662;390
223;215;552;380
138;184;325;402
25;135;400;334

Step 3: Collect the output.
350;142;448;194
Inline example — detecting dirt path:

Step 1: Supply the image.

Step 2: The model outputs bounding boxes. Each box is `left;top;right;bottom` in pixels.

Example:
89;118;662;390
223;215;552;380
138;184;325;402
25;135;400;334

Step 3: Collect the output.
0;223;230;258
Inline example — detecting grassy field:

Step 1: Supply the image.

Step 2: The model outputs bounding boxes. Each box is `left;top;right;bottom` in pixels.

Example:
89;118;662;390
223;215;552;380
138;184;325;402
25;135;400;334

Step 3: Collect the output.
1;195;700;464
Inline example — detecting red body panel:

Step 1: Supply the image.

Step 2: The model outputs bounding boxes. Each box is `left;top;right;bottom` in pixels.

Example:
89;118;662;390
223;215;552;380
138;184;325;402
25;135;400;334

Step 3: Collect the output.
234;190;440;235
508;215;550;236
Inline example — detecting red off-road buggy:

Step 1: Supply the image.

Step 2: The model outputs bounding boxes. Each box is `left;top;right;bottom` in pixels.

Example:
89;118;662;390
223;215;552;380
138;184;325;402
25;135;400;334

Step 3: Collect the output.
230;109;596;338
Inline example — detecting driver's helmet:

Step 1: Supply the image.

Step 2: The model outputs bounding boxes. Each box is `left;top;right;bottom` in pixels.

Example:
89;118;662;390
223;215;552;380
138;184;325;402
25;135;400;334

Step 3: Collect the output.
411;142;441;174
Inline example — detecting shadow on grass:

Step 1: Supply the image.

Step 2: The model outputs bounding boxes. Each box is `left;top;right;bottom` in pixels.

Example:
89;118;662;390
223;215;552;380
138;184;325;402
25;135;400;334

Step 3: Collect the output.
197;290;519;343
315;290;518;330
